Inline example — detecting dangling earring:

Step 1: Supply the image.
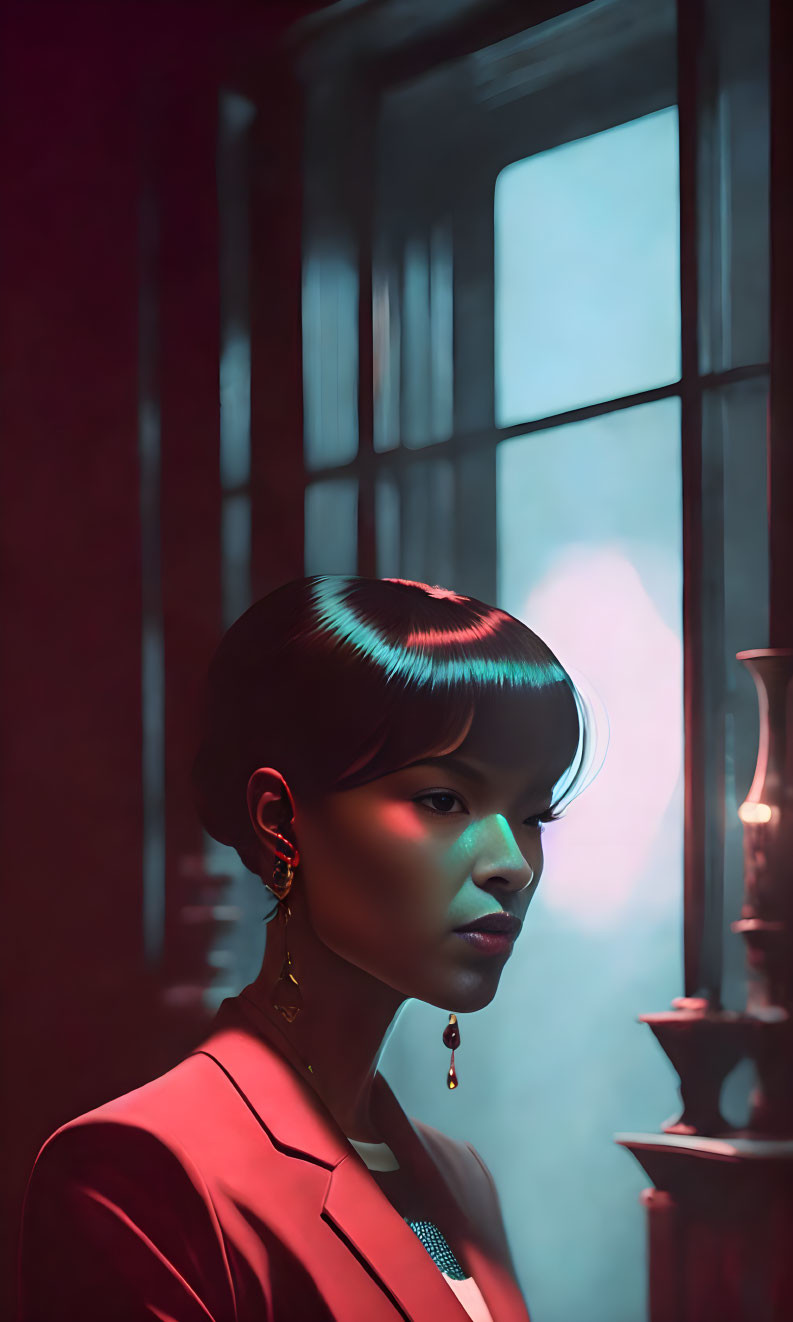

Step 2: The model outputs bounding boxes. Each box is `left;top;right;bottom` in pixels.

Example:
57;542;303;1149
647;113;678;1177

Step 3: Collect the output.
443;1012;460;1089
263;832;303;1024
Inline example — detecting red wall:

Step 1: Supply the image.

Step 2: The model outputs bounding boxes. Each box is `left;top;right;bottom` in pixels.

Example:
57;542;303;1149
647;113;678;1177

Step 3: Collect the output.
0;4;314;1316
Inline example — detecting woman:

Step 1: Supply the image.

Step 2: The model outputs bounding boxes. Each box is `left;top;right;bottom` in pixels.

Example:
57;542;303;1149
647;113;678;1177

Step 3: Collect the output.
18;576;596;1322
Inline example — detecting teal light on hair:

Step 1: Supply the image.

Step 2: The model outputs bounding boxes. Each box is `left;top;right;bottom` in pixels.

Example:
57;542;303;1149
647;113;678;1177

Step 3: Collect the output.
193;574;604;873
310;576;567;691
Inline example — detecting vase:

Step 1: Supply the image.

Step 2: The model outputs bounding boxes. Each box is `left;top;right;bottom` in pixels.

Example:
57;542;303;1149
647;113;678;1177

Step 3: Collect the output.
732;648;793;1134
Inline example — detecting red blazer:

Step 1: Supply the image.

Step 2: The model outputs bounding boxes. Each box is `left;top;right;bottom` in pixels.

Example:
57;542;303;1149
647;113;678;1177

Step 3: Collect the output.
18;991;530;1322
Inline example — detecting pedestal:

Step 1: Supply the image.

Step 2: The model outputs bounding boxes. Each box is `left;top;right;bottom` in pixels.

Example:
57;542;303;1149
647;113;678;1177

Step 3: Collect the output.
616;1133;793;1322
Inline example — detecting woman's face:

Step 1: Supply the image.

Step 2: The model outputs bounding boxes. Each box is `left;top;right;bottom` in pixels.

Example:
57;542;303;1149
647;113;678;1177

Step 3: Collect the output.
291;686;580;1013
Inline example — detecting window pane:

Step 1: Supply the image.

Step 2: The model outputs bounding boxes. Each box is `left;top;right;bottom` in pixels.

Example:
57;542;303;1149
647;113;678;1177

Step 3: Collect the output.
401;237;432;446
495;107;681;425
302;246;359;470
219;331;251;489
375;472;400;576
304;479;358;574
401;459;455;585
704;375;769;1013
221;493;251;630
699;0;769;374
495;397;683;1322
218;92;254;491
373;258;401;452
401;228;454;448
375;462;455;583
373;227;454;452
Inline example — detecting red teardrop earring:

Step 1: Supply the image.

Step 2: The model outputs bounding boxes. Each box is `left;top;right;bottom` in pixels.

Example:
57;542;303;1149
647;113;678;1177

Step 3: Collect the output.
443;1012;460;1089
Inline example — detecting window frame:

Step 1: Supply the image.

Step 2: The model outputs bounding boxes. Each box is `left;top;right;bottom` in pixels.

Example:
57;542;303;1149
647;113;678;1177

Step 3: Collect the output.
295;0;771;1010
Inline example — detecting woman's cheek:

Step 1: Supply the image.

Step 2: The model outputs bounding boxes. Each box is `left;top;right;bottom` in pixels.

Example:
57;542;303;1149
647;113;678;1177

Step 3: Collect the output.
334;801;434;889
374;800;429;843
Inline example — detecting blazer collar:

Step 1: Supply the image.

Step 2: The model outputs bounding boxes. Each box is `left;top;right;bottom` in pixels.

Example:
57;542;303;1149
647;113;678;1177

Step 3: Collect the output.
191;990;528;1322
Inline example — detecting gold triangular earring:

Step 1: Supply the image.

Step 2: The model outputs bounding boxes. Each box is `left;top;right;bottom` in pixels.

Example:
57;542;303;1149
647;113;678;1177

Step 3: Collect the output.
262;834;303;1023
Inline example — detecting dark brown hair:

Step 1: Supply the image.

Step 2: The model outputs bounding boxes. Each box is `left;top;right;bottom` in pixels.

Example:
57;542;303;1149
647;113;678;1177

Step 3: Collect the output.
191;575;593;873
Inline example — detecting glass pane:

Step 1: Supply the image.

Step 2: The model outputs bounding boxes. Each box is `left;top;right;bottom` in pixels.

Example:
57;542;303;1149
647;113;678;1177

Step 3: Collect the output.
304;480;358;575
219;331;251;489
402;237;432;446
400;459;455;585
373;255;401;452
375;472;400;577
221;493;251;630
495;397;683;1322
495;107;681;425
302;246;359;470
429;226;454;443
218;92;255;491
699;0;769;373
374;227;454;452
375;463;455;583
705;376;769;1013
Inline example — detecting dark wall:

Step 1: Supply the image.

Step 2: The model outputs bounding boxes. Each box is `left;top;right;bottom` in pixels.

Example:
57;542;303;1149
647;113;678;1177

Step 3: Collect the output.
0;4;317;1317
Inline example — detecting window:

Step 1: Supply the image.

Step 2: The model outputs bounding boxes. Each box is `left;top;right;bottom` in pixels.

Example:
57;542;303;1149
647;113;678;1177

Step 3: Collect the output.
295;3;769;1319
202;90;263;997
495;108;681;422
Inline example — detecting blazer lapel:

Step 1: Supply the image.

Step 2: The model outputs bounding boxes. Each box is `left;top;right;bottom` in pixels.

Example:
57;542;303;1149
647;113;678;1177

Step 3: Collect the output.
371;1070;531;1322
193;993;526;1322
321;1147;481;1322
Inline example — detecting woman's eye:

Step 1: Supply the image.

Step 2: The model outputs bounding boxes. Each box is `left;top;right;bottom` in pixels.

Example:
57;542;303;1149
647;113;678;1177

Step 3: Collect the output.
415;791;466;815
524;811;562;831
414;796;562;825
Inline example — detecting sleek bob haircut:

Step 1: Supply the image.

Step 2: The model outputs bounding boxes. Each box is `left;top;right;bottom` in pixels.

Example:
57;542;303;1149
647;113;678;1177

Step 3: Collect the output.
192;575;596;875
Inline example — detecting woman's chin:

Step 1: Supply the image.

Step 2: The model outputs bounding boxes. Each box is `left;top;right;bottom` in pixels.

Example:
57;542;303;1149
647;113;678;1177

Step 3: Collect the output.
421;973;501;1015
458;983;500;1014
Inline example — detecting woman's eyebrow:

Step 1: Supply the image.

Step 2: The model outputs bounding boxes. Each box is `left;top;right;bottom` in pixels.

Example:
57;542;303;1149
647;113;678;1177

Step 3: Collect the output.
399;756;487;783
400;755;557;803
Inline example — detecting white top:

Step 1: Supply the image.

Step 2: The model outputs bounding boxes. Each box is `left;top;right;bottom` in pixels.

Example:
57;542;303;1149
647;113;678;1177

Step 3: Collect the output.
347;1137;495;1322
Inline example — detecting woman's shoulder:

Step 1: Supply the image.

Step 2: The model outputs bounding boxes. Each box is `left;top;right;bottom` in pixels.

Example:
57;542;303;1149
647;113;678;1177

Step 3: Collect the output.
21;1048;237;1279
33;1045;229;1170
19;1053;241;1322
26;1016;334;1212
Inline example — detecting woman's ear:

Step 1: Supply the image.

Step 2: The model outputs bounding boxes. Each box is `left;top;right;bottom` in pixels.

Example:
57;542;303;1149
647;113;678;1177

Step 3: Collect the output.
247;767;296;843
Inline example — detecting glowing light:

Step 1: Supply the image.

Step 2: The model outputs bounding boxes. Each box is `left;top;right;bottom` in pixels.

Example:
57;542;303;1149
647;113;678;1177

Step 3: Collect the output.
520;547;683;925
738;801;772;825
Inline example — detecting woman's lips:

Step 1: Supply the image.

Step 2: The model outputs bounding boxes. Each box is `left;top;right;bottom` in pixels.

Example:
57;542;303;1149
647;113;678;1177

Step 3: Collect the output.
454;930;516;955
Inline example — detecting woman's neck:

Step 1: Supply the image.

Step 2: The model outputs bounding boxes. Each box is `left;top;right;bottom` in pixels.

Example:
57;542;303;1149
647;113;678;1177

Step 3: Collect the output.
247;893;408;1143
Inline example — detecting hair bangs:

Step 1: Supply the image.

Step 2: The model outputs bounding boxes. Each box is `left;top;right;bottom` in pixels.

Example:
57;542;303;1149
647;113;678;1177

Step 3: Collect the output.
310;576;579;792
192;575;606;875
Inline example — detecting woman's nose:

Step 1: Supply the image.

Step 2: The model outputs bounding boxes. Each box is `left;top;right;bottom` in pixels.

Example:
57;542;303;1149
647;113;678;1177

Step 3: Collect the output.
471;815;537;893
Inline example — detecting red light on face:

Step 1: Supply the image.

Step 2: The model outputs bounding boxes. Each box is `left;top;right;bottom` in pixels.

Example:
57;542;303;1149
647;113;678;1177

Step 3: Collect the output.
377;800;429;842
